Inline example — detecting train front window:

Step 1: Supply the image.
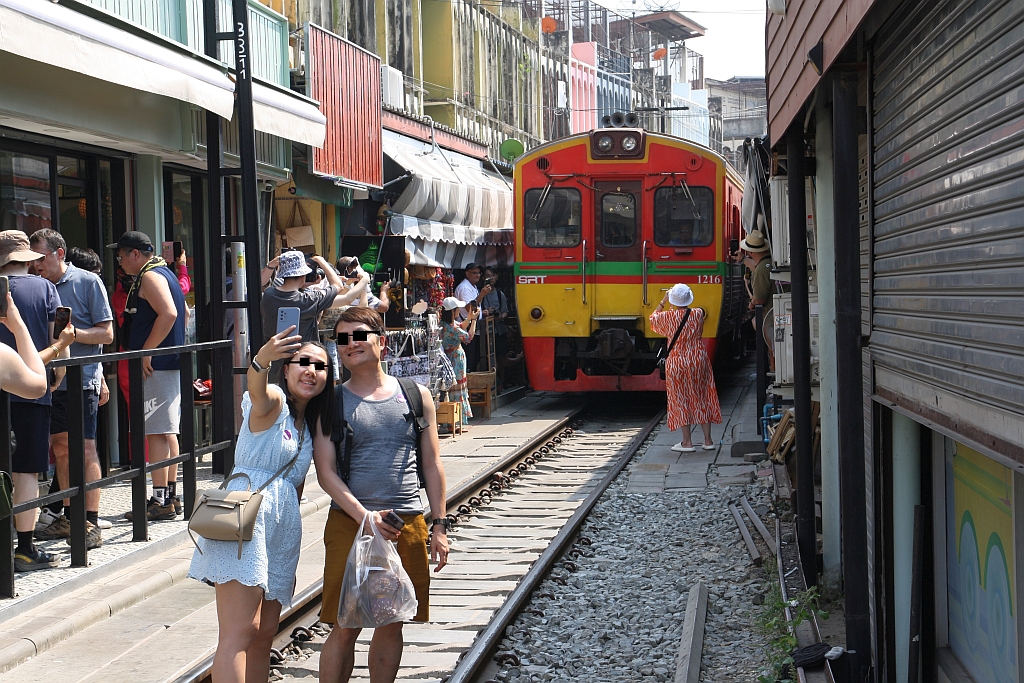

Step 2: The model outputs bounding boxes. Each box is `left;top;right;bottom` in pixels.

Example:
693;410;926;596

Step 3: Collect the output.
654;186;714;247
524;188;582;247
600;193;636;248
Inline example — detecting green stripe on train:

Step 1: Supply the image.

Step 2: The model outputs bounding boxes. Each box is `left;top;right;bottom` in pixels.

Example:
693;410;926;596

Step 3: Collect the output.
515;262;727;276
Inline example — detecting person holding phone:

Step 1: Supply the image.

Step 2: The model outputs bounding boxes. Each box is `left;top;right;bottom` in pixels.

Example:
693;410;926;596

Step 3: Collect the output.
260;252;369;381
0;230;72;572
189;329;333;683
30;230;115;547
312;306;448;683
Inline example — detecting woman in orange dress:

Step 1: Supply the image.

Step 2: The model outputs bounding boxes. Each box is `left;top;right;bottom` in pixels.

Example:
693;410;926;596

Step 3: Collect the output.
649;283;722;452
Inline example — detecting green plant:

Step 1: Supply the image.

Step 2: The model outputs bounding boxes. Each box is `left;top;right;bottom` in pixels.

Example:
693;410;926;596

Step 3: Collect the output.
755;564;829;683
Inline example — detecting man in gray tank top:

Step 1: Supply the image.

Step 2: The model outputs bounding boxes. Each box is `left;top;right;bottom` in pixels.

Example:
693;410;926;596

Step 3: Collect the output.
313;306;449;683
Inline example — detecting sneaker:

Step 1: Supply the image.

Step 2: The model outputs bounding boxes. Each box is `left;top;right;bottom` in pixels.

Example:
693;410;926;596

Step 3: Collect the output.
14;548;59;572
34;508;61;533
55;521;104;550
95;518;112;530
172;496;183;517
124;498;177;522
34;515;71;541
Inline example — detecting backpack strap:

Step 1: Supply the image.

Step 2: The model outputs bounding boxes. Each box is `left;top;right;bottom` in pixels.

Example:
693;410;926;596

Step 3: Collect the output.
396;377;428;488
331;384;354;483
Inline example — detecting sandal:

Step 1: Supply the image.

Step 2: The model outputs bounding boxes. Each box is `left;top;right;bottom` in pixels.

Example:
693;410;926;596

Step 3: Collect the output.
671;443;696;453
702;444;717;450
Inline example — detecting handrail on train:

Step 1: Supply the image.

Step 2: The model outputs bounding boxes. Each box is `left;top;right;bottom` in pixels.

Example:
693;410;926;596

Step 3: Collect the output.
0;340;236;599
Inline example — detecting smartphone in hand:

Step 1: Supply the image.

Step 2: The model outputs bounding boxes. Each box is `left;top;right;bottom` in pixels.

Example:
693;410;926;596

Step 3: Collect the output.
54;306;72;339
0;276;8;317
276;307;301;336
382;510;405;530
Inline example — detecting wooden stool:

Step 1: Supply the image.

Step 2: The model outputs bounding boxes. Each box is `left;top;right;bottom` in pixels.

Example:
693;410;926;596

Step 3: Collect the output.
435;401;462;437
467;370;496;420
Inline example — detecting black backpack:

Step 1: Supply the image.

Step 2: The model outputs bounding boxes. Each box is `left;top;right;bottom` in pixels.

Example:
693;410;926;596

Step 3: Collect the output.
331;377;429;488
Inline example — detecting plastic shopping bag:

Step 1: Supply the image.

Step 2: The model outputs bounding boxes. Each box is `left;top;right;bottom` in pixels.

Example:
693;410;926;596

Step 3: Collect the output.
337;513;419;628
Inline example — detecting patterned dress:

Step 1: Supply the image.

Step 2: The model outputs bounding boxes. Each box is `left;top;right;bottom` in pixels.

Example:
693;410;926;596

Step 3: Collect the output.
650;307;722;430
188;385;313;607
440;321;473;423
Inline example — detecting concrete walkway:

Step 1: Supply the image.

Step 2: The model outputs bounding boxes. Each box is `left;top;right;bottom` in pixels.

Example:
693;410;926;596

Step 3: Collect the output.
627;361;765;492
0;391;583;678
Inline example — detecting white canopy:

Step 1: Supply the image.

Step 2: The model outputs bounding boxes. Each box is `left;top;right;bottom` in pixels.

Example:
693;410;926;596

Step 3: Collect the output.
0;0;326;147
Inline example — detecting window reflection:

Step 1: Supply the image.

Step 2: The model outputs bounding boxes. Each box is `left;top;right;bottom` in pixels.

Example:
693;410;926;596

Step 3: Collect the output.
654;186;714;247
524;188;582;247
600;192;636;248
0;151;52;234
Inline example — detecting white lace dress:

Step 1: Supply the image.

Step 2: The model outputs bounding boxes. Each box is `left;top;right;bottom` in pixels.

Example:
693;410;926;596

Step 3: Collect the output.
188;385;313;607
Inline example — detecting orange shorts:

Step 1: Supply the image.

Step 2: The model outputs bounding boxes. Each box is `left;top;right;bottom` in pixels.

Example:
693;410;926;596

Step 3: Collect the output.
320;509;431;625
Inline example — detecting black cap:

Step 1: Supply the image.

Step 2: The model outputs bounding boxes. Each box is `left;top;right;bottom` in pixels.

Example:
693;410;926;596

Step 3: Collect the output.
464;262;481;271
107;231;154;252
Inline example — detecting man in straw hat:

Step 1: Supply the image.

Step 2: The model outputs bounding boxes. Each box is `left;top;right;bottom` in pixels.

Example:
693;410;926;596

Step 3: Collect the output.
739;229;772;320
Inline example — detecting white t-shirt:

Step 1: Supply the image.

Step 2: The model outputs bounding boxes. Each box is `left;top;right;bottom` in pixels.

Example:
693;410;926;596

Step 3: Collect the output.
454;279;479;321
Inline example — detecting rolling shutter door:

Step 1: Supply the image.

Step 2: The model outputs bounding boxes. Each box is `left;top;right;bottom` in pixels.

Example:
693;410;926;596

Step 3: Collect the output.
870;0;1024;453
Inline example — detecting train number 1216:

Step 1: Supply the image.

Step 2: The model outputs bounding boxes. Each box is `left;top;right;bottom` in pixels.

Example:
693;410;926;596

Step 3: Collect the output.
697;275;723;284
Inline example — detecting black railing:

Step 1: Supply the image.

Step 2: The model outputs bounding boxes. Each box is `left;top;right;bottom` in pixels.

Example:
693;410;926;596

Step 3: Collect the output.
0;340;235;599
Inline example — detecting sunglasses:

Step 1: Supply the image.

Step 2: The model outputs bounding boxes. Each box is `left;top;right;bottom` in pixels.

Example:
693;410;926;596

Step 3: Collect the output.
284;357;328;371
336;330;381;345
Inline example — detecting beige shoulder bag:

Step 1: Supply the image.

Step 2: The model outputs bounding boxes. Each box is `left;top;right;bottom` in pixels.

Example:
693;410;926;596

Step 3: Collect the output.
189;428;305;559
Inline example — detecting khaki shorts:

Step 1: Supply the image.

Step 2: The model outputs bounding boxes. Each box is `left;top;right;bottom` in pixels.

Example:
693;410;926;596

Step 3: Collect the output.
321;509;431;625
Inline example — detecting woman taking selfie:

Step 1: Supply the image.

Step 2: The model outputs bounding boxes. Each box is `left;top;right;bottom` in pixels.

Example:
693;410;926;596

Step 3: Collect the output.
188;327;334;683
650;283;722;452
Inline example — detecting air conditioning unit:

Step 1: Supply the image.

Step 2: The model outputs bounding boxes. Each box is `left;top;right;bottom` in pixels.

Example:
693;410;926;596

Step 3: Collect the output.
768;176;816;269
381;65;405;109
772;292;819;386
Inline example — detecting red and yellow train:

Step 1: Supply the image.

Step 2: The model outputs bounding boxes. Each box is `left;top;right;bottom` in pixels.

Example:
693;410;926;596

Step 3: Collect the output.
513;128;747;391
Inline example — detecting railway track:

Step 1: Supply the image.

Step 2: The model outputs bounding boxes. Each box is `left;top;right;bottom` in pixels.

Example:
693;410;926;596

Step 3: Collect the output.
174;401;664;683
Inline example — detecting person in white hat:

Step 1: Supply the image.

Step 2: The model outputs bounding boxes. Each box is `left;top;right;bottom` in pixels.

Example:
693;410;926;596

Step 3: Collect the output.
650;283;722;452
438;296;479;427
739;229;772;315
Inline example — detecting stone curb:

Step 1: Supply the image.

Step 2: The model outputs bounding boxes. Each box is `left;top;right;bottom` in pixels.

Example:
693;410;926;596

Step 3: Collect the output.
0;491;333;674
674;581;709;683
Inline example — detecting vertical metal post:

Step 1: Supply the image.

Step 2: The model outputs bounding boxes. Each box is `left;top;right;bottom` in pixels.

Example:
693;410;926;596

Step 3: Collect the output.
0;391;13;598
787;123;816;586
128;358;148;541
833;72;871;680
66;366;87;567
230;0;265;359
179;356;196;520
755;304;766;436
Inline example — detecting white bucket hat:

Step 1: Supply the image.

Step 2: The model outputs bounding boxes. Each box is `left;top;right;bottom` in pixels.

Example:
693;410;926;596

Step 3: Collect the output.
668;283;694;307
277;251;312;279
441;296;467;311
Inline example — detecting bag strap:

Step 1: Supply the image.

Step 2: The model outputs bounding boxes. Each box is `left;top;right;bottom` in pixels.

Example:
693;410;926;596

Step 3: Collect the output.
664;308;692;358
332;384;355;483
255;424;305;494
397;377;428;488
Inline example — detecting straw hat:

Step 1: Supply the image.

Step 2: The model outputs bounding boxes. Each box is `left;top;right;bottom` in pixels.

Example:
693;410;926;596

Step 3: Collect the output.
0;230;44;267
739;230;770;253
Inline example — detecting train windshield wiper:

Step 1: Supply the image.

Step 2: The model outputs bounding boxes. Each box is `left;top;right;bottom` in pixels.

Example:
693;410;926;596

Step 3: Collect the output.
679;177;701;220
531;181;553;222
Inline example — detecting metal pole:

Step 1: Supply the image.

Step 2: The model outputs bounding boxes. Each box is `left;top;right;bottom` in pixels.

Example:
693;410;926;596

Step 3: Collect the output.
230;0;265;358
786;122;816;586
67;367;87;567
755;304;766;436
0;391;13;598
833;72;871;680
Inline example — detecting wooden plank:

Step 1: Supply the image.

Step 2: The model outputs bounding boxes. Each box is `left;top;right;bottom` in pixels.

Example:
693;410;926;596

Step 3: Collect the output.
674;581;708;683
740;496;778;555
729;503;762;567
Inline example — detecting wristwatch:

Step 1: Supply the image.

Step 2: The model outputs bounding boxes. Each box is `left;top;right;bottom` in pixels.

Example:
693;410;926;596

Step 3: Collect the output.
431;517;451;532
250;357;269;373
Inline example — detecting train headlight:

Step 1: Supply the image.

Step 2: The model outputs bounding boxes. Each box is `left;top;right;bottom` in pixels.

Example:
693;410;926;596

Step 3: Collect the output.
597;135;614;152
530;307;544;321
621;135;638;152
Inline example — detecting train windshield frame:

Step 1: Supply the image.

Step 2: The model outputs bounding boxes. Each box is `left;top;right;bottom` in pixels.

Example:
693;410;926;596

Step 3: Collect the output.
523;187;582;248
653;186;714;247
600;192;637;248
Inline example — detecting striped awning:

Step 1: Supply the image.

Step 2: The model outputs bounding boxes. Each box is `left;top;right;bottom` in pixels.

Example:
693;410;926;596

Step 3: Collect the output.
383;138;512;232
403;238;513;270
389;213;512;246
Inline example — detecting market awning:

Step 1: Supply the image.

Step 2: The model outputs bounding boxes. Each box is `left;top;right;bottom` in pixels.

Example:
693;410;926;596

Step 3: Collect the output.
384;139;512;232
0;0;326;147
404;238;513;270
389;214;512;246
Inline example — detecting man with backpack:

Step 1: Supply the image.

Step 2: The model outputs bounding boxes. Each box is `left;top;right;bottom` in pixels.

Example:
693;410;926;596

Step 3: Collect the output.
312;306;449;683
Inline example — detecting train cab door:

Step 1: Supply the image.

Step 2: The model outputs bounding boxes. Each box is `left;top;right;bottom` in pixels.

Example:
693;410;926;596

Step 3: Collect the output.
592;181;643;324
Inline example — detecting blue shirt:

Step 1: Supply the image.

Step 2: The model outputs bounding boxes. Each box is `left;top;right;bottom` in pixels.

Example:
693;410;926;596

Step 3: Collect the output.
0;274;58;405
127;263;186;371
54;263;113;393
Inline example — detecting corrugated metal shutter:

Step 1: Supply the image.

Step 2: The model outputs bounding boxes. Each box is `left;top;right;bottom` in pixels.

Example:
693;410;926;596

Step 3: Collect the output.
870;0;1024;452
306;24;383;189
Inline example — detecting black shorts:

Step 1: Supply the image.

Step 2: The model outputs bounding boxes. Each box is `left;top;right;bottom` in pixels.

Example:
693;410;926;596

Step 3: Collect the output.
50;390;100;440
11;403;52;474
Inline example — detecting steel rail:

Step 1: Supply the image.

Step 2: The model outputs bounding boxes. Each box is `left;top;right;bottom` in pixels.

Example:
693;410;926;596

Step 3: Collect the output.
169;402;590;683
444;408;666;683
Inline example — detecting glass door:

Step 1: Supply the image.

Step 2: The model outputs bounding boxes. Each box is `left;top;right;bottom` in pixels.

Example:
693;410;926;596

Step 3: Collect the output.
592;180;642;318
